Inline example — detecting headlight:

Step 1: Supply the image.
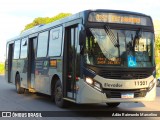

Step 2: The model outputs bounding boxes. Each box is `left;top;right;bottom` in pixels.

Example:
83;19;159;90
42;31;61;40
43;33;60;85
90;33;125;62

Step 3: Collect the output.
86;77;94;85
85;77;102;91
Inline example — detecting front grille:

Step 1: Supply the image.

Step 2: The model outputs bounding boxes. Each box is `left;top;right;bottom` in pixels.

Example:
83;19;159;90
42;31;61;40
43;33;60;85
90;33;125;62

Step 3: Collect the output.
103;89;147;98
99;70;151;79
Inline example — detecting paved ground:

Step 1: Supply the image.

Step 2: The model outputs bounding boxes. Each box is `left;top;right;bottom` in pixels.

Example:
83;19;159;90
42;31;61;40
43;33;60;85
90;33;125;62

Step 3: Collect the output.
0;75;160;120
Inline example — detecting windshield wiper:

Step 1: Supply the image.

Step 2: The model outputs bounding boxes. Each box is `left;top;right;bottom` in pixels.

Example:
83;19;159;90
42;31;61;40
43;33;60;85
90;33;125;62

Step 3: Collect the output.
104;25;120;57
132;28;142;51
104;25;120;48
135;28;142;39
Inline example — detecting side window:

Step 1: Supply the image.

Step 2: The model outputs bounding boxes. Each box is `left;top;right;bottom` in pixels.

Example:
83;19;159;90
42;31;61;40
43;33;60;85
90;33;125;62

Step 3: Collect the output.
13;40;20;59
20;38;28;59
48;27;62;56
37;31;49;57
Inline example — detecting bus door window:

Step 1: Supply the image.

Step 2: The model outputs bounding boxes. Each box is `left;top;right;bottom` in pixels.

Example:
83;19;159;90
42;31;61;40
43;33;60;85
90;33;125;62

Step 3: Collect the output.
31;38;37;74
20;38;28;88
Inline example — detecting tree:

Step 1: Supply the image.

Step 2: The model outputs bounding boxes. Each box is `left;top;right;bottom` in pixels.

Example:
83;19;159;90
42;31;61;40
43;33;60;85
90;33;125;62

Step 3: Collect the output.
154;20;160;50
22;13;71;32
154;20;160;77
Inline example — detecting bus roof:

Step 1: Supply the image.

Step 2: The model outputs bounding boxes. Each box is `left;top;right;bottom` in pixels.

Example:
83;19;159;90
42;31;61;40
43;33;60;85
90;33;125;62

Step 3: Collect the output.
7;9;151;42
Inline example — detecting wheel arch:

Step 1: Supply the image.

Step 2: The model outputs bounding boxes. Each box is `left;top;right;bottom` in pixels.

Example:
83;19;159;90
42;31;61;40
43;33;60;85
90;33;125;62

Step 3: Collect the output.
15;71;20;84
50;74;61;95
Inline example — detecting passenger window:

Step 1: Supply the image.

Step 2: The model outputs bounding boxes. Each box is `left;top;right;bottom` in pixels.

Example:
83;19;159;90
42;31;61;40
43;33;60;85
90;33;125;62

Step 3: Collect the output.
37;31;49;58
20;38;28;59
48;27;62;56
13;40;20;59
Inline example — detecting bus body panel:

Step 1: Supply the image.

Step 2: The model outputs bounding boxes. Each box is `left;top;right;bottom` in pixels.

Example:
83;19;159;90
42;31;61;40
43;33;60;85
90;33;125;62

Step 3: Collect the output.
35;66;63;95
18;59;28;88
35;74;50;94
77;79;156;103
94;75;154;89
34;58;49;94
11;60;18;84
48;69;63;94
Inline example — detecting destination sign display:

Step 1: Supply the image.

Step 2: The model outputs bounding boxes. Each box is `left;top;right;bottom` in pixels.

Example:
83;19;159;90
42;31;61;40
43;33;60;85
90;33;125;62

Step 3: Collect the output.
97;57;121;65
88;12;152;26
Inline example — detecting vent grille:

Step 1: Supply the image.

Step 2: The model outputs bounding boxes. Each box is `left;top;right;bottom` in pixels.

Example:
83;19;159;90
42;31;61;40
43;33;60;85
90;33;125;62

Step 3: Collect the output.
99;70;151;79
103;89;147;98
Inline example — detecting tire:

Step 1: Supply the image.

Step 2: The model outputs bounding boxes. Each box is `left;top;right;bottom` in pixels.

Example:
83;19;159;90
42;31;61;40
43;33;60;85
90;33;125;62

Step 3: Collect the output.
51;83;55;101
36;92;43;96
15;74;25;94
54;80;68;108
106;103;120;107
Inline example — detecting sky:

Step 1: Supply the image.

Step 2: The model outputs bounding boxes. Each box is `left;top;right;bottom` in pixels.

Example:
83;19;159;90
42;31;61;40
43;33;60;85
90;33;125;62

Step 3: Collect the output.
0;0;160;59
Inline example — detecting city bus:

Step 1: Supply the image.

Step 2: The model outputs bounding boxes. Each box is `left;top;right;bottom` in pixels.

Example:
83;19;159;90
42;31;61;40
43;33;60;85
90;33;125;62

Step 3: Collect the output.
5;9;156;108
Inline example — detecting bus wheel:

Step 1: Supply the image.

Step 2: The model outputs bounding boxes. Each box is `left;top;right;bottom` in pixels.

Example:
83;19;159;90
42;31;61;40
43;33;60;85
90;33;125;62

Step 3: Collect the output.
15;74;25;94
106;103;120;107
54;80;68;108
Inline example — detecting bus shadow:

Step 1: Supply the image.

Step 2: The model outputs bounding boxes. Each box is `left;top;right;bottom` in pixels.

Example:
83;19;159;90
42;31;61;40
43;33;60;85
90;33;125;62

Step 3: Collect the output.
23;91;146;111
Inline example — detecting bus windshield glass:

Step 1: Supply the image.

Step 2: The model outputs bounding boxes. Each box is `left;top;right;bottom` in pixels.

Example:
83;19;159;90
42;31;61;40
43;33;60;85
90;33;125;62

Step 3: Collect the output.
84;28;154;67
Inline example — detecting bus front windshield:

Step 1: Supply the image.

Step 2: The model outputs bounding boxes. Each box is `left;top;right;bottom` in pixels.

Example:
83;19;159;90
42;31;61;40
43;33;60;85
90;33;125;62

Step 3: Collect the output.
84;28;154;68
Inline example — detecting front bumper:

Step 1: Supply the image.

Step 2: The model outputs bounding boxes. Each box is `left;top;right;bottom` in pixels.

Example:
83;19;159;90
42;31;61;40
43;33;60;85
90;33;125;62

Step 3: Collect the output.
76;76;156;103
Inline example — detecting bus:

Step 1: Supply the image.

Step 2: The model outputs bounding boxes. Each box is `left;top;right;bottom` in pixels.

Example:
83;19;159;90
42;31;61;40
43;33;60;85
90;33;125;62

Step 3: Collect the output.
5;9;156;108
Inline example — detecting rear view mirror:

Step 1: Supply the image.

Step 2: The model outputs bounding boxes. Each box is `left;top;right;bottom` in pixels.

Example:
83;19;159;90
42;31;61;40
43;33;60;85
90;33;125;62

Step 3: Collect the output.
78;24;86;45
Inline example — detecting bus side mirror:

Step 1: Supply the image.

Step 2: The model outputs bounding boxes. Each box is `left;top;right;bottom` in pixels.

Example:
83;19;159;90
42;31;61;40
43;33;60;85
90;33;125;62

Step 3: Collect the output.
78;24;86;45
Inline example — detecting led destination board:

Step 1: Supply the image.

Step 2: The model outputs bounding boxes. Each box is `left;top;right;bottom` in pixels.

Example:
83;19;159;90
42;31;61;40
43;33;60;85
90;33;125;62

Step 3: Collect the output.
88;12;152;26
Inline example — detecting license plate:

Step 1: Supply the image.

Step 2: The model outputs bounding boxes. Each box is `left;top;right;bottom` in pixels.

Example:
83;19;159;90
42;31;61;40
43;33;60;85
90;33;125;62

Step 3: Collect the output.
121;93;134;98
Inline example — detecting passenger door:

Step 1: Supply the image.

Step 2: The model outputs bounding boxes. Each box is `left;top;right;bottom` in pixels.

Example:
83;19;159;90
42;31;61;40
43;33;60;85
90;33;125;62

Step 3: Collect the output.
7;43;14;83
63;21;81;100
20;38;28;88
28;37;37;88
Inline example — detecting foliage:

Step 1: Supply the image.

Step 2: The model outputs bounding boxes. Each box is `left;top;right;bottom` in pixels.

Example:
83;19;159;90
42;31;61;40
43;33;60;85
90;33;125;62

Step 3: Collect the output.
22;13;71;31
154;20;160;50
154;20;160;77
0;63;4;74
